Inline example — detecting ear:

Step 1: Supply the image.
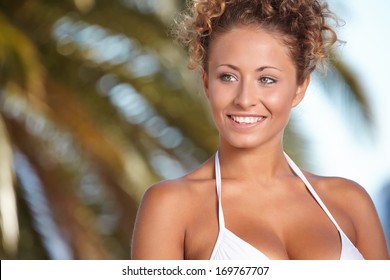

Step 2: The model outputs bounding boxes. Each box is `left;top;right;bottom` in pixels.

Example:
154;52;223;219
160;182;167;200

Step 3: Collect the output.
202;70;210;99
292;75;310;108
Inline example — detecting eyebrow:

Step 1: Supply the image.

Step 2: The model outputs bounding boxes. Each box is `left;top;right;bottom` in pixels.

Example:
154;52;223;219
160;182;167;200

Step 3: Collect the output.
217;64;282;72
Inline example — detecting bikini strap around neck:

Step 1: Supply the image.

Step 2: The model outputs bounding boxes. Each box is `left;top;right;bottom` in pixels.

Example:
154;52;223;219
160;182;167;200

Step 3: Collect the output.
214;151;225;228
283;152;343;233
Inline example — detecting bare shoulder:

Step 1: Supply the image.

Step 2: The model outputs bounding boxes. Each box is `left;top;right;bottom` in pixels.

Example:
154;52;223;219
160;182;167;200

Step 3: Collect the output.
141;157;215;212
131;159;216;259
131;178;195;259
306;173;374;211
306;172;389;259
137;177;200;229
142;178;191;208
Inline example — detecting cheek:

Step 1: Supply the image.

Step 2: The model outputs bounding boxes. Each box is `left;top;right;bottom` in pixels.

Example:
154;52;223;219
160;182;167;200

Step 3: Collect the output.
207;84;232;110
262;87;296;114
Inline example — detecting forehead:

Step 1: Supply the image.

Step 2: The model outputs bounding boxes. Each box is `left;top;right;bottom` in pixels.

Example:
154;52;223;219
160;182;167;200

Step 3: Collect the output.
208;25;295;70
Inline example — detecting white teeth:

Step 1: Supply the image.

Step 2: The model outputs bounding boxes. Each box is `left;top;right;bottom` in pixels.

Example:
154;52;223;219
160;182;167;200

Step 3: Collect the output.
230;115;263;124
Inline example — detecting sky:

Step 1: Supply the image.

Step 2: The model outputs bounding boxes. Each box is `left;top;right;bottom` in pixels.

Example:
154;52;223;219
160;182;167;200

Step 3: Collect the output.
293;1;390;212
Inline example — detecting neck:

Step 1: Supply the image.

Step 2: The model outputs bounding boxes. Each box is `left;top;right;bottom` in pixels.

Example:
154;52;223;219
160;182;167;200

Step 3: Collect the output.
217;141;292;181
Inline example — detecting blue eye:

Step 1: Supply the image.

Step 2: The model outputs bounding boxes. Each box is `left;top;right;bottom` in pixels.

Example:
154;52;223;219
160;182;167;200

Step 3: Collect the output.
220;74;237;82
259;77;276;85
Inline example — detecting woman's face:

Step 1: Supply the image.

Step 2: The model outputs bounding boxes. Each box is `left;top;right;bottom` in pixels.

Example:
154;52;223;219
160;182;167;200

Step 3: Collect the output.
203;25;309;150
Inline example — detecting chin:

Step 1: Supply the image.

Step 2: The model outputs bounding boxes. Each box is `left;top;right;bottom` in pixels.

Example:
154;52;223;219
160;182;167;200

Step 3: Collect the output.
221;131;281;150
224;136;264;150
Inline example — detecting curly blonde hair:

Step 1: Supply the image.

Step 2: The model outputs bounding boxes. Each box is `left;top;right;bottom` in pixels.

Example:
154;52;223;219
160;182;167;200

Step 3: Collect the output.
173;0;339;83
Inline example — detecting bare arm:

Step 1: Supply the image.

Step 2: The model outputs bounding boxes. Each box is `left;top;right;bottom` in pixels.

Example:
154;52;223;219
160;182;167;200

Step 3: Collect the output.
131;181;187;260
347;181;389;259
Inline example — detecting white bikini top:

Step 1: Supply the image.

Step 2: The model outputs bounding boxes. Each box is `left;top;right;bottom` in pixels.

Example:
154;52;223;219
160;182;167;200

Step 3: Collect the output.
210;151;364;260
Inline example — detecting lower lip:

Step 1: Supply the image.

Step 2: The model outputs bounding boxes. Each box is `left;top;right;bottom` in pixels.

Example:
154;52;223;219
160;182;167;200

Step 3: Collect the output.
228;116;266;128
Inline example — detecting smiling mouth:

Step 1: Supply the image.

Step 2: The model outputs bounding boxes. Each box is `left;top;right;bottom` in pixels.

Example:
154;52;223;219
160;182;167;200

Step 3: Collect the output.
228;115;265;124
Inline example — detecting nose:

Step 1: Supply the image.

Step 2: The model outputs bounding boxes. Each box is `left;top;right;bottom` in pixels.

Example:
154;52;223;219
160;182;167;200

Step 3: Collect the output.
233;80;258;108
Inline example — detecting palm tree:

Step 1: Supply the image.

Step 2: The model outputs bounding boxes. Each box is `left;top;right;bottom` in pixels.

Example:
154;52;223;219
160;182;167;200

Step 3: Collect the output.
0;0;371;259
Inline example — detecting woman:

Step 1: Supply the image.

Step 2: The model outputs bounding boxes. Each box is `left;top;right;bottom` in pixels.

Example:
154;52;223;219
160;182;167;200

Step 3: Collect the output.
131;0;389;260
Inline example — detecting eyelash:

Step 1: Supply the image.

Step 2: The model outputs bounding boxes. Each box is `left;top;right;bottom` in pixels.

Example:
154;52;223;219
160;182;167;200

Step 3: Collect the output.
219;73;237;82
259;77;276;85
219;74;277;85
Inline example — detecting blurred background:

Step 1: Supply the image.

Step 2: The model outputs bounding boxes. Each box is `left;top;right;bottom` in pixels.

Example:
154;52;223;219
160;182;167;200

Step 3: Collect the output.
0;0;389;259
